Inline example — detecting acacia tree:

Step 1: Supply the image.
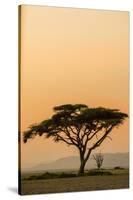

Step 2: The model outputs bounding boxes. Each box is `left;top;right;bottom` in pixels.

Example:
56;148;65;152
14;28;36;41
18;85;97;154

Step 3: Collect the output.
93;153;104;170
23;104;128;174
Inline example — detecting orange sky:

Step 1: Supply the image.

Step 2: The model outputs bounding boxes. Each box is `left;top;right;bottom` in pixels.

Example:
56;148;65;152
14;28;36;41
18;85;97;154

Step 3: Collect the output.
20;5;129;169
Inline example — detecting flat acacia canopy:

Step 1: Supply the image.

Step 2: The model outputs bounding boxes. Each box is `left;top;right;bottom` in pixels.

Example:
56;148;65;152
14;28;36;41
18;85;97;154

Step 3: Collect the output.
24;104;128;144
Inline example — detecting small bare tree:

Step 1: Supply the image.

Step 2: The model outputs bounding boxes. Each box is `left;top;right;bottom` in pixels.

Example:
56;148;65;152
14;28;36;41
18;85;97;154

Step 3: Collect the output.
93;153;104;170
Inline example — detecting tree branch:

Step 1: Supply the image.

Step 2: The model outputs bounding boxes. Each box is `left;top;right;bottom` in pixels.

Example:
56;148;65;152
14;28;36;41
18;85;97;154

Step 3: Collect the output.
68;126;77;135
90;125;114;150
88;126;103;140
56;133;73;145
64;127;79;146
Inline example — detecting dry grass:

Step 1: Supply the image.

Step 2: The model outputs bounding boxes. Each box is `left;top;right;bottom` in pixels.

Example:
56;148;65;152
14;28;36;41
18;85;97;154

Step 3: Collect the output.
20;169;129;195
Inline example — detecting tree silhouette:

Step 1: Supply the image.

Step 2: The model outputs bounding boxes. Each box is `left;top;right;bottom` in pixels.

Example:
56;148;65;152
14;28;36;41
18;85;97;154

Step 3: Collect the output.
23;104;128;174
93;153;104;170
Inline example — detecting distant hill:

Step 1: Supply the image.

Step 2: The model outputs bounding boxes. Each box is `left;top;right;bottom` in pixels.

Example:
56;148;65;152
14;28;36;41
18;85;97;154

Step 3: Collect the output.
23;153;129;172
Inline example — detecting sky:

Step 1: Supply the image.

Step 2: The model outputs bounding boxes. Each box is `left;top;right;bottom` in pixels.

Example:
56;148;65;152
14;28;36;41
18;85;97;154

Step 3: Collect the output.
20;5;129;169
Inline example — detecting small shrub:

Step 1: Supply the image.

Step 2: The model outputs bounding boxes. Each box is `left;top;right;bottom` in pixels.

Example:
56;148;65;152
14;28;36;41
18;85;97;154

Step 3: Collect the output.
59;172;77;178
26;172;58;180
114;166;124;170
26;172;77;180
26;175;38;180
87;169;112;176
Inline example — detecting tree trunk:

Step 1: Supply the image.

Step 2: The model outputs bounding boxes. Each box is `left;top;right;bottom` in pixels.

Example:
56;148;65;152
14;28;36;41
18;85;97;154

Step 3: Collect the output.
78;159;86;175
78;149;92;175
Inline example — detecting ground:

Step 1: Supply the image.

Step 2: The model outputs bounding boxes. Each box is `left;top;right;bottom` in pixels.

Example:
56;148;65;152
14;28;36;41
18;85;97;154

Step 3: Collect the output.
20;169;129;195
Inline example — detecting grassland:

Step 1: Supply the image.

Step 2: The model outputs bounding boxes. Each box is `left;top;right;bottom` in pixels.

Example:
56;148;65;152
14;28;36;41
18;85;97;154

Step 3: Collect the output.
20;169;129;195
